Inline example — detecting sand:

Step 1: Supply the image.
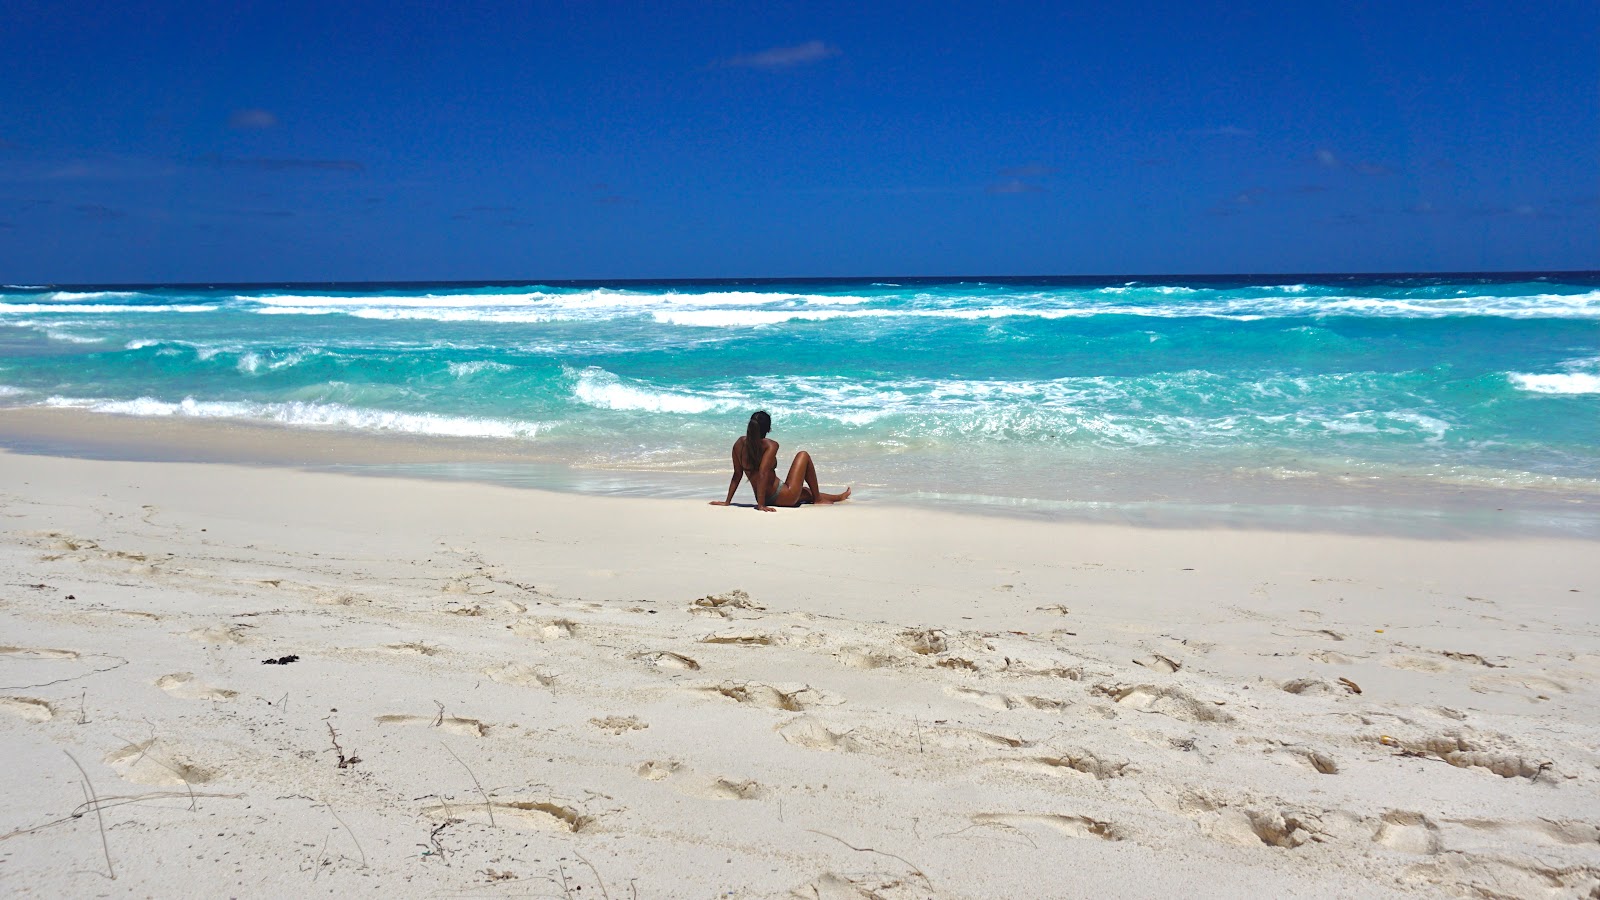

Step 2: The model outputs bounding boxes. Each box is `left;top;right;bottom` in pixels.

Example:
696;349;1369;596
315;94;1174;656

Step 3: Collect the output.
1;449;1598;898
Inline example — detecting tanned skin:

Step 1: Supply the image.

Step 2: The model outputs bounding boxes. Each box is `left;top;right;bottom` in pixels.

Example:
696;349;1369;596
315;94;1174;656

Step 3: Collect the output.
709;436;851;512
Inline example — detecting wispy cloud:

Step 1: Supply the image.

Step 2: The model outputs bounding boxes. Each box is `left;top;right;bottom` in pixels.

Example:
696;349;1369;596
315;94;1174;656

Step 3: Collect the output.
999;163;1057;179
1460;202;1551;220
1207;187;1266;216
450;205;539;227
1324;212;1369;227
721;40;841;69
200;155;363;173
1315;148;1394;176
228;108;279;130
987;179;1045;195
25;158;178;181
75;204;124;220
987;163;1055;195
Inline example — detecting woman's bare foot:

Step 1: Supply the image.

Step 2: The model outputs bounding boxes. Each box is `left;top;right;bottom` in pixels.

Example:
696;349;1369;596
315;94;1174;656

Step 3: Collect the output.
816;486;851;504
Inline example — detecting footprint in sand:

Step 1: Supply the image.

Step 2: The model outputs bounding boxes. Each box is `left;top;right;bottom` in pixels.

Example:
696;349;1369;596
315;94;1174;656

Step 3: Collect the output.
702;681;832;712
1209;807;1318;849
1443;817;1600;847
691;590;765;618
973;812;1123;841
1307;649;1360;665
590;715;647;734
0;645;80;660
0;696;55;722
104;739;213;786
155;673;237;701
421;799;590;832
924;726;1033;751
1093;684;1233;724
700;631;779;647
898;629;948;656
634;761;764;800
483;662;558;687
1384;655;1451;673
792;873;918;899
1001;749;1130;780
1399;852;1600;899
777;717;860;752
374;713;488;737
375;642;442;656
1373;811;1442;855
511;618;577;640
702;778;765;800
630;650;701;671
946;686;1069;712
187;624;246;645
1132;654;1182;674
834;646;901;670
636;759;684;781
1280;678;1339;695
1469;672;1570;697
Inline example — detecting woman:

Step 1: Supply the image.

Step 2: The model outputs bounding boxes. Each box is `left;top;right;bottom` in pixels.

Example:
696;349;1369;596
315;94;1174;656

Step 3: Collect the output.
710;410;851;511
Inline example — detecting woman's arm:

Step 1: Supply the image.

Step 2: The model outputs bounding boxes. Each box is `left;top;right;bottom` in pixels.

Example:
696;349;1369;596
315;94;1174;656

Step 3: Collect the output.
709;443;743;506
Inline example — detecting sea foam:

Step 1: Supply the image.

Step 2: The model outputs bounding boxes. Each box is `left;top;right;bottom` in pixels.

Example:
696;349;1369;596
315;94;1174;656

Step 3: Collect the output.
1509;372;1600;394
42;395;543;439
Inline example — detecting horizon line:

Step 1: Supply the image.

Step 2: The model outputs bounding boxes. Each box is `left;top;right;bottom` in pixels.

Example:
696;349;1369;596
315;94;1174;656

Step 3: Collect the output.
10;268;1600;291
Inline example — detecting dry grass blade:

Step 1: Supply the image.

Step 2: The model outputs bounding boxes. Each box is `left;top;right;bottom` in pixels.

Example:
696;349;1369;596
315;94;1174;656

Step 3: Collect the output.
64;751;114;880
805;828;931;889
441;741;495;827
574;848;612;900
322;799;367;868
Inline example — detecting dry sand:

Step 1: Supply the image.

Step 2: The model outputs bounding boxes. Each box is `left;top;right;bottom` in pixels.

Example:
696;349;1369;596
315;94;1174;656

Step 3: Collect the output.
1;450;1597;898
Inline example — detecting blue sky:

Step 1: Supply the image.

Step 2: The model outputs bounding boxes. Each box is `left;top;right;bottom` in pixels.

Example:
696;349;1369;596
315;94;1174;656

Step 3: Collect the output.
2;0;1596;282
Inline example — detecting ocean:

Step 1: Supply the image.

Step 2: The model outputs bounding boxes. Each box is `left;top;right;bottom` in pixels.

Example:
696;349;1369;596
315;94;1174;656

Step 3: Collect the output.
2;274;1598;533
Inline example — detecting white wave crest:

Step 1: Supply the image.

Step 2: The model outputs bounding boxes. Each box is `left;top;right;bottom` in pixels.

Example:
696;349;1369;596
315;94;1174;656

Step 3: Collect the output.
570;368;745;414
45;330;106;344
0;304;216;314
1508;373;1600;395
448;360;514;378
249;288;874;321
41;291;143;301
42;395;542;438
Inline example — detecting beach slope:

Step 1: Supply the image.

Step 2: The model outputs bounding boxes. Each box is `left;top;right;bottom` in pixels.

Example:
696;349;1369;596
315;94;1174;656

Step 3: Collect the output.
1;451;1597;897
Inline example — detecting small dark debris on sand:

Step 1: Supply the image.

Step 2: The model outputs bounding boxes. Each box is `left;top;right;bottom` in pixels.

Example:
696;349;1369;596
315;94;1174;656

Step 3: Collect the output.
262;655;300;665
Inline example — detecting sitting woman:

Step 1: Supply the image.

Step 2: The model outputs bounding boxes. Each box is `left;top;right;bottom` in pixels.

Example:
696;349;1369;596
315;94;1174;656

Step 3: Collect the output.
710;410;851;511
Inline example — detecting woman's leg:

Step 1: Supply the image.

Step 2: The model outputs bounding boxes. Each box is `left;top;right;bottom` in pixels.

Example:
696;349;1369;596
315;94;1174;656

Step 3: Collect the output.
778;451;850;505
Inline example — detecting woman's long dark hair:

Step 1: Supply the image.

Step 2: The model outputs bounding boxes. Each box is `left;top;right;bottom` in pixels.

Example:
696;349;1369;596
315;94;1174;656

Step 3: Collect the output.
745;410;771;472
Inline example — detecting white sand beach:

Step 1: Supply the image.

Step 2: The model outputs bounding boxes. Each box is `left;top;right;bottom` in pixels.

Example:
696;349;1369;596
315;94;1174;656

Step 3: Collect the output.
2;450;1598;898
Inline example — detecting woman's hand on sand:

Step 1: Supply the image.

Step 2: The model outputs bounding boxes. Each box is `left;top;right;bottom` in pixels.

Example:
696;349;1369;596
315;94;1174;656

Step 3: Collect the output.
756;505;776;512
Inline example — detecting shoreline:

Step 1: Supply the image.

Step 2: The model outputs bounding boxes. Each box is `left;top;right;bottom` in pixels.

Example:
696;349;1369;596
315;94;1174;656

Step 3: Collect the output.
0;450;1596;896
1;405;1597;539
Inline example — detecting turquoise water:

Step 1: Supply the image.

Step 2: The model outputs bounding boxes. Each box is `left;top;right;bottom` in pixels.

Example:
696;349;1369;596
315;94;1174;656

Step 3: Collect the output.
2;275;1598;524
